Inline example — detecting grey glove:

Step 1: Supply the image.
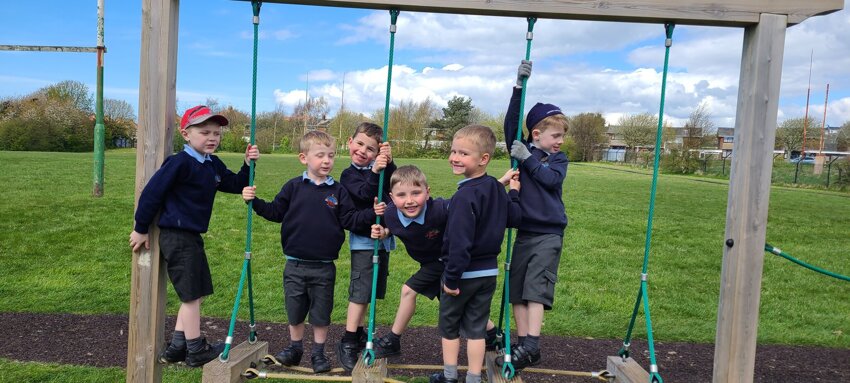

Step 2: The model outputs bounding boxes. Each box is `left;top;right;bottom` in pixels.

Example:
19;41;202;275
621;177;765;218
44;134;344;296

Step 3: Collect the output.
516;60;532;87
511;141;532;162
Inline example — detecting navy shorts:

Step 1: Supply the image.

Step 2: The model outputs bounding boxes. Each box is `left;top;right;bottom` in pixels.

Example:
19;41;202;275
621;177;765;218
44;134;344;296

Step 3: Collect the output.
405;261;443;300
159;228;213;303
509;232;562;310
283;260;336;326
348;250;389;304
438;276;496;340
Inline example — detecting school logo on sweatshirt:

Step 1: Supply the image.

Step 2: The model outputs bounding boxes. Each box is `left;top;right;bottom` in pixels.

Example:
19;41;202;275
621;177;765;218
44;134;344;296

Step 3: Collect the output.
425;229;441;240
325;194;338;208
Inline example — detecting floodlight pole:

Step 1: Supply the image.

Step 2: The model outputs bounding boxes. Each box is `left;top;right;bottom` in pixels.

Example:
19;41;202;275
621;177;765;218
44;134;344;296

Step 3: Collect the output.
93;0;106;197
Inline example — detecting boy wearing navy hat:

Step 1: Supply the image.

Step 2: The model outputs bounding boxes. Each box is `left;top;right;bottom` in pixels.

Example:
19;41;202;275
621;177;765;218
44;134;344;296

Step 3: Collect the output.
496;61;570;370
130;105;260;367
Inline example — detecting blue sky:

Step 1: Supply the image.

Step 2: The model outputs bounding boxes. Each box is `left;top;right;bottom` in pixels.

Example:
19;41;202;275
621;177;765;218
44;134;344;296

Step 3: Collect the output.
2;0;849;128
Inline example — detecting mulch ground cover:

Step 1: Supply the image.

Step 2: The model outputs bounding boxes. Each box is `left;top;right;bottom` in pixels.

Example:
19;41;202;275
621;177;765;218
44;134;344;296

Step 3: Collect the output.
1;312;848;382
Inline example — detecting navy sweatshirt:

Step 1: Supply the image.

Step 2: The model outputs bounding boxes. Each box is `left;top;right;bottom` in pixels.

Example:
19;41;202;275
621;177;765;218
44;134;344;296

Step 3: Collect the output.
134;150;250;234
340;162;396;238
383;197;449;265
441;175;521;290
505;87;569;235
251;175;376;261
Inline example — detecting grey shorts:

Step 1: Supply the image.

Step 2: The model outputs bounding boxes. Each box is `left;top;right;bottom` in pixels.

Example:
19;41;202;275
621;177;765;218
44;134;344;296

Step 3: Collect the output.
405;261;443;300
283;260;336;326
509;232;563;310
160;228;212;303
348;250;389;304
438;276;497;340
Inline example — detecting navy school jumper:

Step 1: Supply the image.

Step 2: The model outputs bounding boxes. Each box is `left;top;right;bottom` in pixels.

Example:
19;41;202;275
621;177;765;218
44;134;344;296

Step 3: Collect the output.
505;86;569;235
251;175;376;261
383;197;449;265
441;175;521;290
134;150;251;234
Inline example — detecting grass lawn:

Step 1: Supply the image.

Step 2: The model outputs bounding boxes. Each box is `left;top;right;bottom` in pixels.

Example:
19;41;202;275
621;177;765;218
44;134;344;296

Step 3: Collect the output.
0;150;847;380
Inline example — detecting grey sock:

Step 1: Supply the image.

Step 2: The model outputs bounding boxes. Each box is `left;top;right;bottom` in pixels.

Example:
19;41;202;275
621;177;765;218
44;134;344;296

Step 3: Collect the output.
465;372;482;383
312;342;325;356
444;364;458;380
186;337;205;353
170;330;186;349
523;335;540;353
517;336;526;346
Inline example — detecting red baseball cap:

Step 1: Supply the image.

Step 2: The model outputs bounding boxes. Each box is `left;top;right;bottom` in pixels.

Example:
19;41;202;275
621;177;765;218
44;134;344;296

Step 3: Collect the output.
180;105;229;130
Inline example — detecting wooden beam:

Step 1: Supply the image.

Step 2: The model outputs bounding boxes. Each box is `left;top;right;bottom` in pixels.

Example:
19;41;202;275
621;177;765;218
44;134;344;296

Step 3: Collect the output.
606;356;649;383
713;12;786;383
484;351;523;383
351;357;387;383
244;0;842;27
0;45;101;53
202;341;269;383
126;0;179;382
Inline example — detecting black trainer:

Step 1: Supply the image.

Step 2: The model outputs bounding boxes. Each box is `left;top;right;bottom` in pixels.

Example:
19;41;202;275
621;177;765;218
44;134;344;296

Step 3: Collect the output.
428;372;459;383
358;330;368;349
185;338;225;367
274;345;304;367
158;343;186;364
495;345;541;370
485;331;501;352
336;340;361;372
373;334;401;359
311;353;332;373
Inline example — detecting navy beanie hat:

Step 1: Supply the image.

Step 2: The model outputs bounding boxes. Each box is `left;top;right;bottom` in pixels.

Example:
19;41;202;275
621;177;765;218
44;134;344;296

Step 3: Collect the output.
525;102;564;135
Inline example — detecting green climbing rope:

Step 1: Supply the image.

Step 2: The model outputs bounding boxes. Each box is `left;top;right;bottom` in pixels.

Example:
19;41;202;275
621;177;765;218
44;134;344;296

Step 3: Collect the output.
364;9;400;366
495;16;536;381
618;23;674;383
221;0;262;361
765;243;850;282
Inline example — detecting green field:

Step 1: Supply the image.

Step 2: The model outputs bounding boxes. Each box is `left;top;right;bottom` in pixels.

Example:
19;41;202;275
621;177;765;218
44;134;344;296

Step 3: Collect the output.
0;150;848;381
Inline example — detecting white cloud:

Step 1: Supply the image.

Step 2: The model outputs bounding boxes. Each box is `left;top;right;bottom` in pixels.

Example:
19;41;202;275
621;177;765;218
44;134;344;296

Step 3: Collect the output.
442;64;463;71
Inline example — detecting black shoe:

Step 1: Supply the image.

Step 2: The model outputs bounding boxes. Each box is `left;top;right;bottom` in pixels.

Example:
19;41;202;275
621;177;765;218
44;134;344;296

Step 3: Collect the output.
495;345;541;370
311;353;331;373
485;331;501;352
428;372;459;383
358;330;368;349
185;338;225;367
373;334;401;359
274;345;303;367
336;340;361;372
158;343;186;364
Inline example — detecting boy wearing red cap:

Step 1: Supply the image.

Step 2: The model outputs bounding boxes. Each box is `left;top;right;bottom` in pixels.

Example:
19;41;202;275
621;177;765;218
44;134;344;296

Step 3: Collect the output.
496;61;569;371
129;105;260;367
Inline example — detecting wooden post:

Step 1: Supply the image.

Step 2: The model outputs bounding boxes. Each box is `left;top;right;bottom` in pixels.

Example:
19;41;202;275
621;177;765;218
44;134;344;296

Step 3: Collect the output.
713;13;787;383
606;356;649;383
126;0;179;382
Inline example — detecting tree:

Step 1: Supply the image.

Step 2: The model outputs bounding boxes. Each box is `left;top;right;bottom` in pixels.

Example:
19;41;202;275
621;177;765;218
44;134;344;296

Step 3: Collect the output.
569;112;607;162
429;96;474;151
837;120;850;152
38;80;94;114
292;96;330;134
103;99;136;148
687;102;715;148
776;117;822;153
617;113;657;150
218;105;250;153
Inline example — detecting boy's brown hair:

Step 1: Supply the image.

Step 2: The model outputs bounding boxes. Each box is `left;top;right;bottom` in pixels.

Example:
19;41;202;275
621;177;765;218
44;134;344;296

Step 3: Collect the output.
389;165;428;191
532;114;570;135
300;130;335;153
352;122;384;143
453;124;496;156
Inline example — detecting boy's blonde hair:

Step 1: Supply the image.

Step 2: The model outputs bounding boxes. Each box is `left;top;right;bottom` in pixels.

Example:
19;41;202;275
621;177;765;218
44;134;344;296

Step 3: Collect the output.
390;165;428;191
352;122;384;143
300;130;335;153
453;124;496;156
531;114;570;135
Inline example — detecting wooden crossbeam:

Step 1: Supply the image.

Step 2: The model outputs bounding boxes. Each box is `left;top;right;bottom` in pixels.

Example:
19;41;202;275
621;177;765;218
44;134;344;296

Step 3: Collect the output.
240;0;842;27
606;356;649;383
352;357;387;383
484;351;524;383
202;341;269;383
